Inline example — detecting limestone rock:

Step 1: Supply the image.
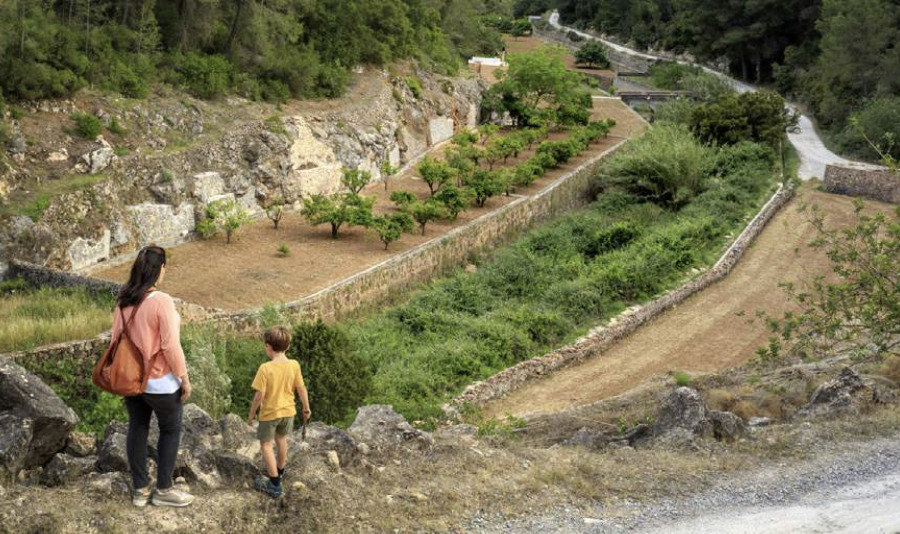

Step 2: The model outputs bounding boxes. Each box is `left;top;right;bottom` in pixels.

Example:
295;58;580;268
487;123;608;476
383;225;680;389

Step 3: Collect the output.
214;451;257;486
221;413;258;456
435;424;478;441
190;172;225;204
653;387;711;437
66;229;111;270
42;453;96;487
126;203;195;246
297;422;359;461
0;357;79;467
0;414;33;474
46;148;69;162
85;472;130;496
81;147;116;174
326;450;340;471
64;431;97;458
748;417;773;428
96;422;128;473
564;427;609;449
806;367;866;412
709;411;746;441
348;405;434;452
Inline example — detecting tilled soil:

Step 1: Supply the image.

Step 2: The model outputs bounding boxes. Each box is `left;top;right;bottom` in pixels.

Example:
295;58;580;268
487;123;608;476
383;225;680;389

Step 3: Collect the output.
484;187;896;419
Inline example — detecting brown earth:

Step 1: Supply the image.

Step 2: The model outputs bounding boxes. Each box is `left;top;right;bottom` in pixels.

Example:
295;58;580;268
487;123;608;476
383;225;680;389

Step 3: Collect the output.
484;185;897;419
91;99;645;311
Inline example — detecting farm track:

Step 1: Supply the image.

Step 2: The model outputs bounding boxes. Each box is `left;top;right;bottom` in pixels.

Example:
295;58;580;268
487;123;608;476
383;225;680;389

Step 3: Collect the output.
484;187;892;419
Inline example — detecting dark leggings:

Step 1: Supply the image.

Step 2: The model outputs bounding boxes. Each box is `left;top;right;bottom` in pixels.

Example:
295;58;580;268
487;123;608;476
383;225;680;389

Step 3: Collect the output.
125;391;183;490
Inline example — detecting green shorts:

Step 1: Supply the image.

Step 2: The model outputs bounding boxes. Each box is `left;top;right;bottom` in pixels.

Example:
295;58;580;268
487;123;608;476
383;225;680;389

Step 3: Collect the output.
257;416;294;441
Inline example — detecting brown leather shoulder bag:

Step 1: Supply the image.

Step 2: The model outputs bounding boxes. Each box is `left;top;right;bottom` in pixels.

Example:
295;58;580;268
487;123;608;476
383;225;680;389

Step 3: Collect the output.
92;297;158;396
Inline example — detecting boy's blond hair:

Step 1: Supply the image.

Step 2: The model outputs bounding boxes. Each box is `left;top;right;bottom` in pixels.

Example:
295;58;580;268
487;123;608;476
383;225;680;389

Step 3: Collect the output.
263;326;291;353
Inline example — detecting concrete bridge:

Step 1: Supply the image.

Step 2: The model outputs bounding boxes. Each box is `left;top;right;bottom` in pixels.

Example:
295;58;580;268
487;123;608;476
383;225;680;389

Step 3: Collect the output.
617;90;693;106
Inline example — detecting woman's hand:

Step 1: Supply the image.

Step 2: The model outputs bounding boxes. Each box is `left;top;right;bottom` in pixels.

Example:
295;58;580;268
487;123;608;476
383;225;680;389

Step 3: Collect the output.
180;375;192;402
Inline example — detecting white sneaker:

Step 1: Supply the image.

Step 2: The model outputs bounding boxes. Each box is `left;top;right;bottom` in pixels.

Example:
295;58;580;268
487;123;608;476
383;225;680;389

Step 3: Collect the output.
151;487;195;508
133;487;151;507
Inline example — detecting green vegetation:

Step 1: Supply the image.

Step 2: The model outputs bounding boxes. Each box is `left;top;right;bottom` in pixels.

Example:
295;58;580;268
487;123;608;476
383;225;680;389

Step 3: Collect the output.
277;243;291;257
0;0;512;102
574;41;609;69
206;198;254;244
0;173;107;220
672;371;692;387
302;192;375;239
0;278;114;353
70;113;102;140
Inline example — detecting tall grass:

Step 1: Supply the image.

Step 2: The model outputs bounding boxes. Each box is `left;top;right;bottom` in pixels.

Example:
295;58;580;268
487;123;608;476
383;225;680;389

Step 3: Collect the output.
0;280;114;353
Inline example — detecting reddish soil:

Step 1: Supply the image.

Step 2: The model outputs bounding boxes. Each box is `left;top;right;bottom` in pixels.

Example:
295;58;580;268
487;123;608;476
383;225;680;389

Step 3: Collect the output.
92;99;645;311
484;187;897;418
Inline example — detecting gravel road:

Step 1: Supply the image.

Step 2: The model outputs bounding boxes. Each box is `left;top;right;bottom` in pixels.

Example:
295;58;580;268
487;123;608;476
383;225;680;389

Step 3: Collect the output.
473;435;900;533
547;11;853;180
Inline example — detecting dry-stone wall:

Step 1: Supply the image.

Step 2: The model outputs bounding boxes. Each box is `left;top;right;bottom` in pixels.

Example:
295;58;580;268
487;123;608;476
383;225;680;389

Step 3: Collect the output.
824;163;900;204
452;184;793;409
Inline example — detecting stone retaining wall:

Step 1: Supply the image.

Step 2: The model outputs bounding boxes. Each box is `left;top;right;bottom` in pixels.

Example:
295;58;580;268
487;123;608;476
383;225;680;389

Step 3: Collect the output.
213;138;631;326
823;163;900;204
452;184;793;409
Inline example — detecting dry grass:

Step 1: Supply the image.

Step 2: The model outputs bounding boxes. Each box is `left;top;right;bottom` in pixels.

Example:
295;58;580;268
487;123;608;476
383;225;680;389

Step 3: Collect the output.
0;284;113;353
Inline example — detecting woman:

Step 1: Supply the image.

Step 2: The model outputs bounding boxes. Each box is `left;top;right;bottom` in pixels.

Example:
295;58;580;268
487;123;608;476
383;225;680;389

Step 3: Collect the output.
112;245;194;508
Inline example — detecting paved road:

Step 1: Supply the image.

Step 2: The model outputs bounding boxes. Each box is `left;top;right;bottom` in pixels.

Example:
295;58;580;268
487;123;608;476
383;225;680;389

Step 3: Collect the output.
547;11;852;180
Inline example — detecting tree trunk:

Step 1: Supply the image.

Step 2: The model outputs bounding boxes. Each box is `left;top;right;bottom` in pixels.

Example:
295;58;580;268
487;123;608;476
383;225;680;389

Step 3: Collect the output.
420;223;426;235
331;223;339;238
226;0;245;54
740;52;748;81
120;0;130;26
19;0;26;58
226;230;233;244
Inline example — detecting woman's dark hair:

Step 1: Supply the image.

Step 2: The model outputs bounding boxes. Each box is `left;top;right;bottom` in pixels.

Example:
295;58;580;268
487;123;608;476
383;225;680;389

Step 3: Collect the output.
118;245;166;308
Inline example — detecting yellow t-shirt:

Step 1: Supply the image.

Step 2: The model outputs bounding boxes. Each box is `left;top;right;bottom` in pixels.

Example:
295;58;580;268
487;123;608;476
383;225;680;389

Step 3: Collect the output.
251;359;305;421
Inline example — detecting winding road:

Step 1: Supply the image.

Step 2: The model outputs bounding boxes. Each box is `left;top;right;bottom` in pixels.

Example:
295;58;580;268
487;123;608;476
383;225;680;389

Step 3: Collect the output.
547;11;852;179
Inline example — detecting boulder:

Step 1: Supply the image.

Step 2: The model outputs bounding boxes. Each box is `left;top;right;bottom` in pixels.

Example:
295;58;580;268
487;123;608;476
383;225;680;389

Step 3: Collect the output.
348;405;434;452
221;413;258;457
564;427;610;449
0;414;33;474
652;387;711;437
434;424;478;441
214;451;258;486
709;411;746;441
176;447;222;490
42;453;96;487
617;423;652;446
85;472;130;496
64;431;97;457
748;417;773;428
81;147;116;174
96;422;128;473
297;422;359;461
806;367;866;412
0;357;79;467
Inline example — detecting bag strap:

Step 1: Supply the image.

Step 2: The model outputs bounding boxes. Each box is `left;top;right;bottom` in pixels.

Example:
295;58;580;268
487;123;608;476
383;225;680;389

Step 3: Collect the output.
117;288;157;343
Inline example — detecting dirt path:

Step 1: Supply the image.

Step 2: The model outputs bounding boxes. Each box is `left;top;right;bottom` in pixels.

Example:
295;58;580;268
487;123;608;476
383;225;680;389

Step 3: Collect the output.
485;187;892;418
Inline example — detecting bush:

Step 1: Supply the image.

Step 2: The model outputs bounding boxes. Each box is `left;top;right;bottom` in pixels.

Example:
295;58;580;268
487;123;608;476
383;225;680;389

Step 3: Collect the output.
289;321;372;425
406;76;424;99
602;122;712;208
690;90;798;147
839;97;900;161
173;52;233;99
70;113;102;139
185;339;233;419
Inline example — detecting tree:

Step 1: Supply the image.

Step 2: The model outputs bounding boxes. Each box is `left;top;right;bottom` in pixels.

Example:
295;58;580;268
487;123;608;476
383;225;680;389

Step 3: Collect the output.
757;201;900;361
263;196;285;230
511;19;532;39
380;158;398;191
477;123;500;145
432;184;471;219
574;41;609;69
372;212;414;249
482;142;504;170
444;145;476;186
690;90;799;147
466;169;504;207
389;190;418;209
341;167;372;194
417;156;452;195
409;200;448;235
207;198;253;244
302;193;374;239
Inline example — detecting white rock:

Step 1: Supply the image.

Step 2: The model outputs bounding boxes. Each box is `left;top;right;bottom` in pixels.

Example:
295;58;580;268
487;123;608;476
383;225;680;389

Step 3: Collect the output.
326;450;340;471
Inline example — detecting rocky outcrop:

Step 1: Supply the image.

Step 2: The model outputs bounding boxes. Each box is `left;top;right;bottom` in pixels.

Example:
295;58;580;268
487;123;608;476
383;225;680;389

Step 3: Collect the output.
0;357;79;472
802;367;888;417
348;405;434;452
649;387;746;446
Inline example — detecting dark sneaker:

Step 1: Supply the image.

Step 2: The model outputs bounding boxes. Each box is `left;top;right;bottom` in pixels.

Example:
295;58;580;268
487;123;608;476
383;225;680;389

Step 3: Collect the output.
151;487;195;507
253;475;283;499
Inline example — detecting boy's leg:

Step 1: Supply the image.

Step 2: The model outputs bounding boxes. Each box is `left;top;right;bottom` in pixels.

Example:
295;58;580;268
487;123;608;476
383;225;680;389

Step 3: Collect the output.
260;439;278;477
275;433;288;471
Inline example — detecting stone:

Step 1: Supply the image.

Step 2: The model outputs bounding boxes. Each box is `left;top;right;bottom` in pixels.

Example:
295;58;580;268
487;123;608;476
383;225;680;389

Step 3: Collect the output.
214;451;258;486
0;414;33;474
748;417;773;428
96;422;128;473
357;442;371;455
297;422;359;461
66;229;111;270
221;413;257;455
46;148;69;162
326;450;340;471
0;357;79;467
348;405;434;452
653;387;711;437
110;221;131;247
806;367;866;411
127;203;195;246
619;423;651;445
428;117;454;146
708;411;746;441
177;447;222;489
435;424;478;441
82;147;116;174
183;404;218;440
42;453;96;487
65;431;97;457
564;427;609;449
86;472;130;496
190;172;225;203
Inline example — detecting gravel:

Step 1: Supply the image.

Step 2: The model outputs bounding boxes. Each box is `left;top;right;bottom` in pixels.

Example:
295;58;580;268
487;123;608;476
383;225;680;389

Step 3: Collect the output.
470;435;900;533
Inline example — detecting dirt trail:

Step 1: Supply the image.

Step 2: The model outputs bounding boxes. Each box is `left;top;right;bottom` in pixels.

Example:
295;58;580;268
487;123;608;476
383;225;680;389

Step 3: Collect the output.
485;187;892;418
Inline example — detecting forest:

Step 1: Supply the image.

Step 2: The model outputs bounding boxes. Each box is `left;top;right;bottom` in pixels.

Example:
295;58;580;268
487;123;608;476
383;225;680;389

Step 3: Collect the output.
0;0;514;102
517;0;900;161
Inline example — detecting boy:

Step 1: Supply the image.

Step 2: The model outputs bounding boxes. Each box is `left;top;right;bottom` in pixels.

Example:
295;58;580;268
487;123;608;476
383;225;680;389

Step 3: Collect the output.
248;326;311;498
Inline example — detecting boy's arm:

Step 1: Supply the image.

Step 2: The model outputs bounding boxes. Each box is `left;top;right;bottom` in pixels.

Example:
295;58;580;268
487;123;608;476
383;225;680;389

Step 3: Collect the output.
248;390;264;424
296;384;311;422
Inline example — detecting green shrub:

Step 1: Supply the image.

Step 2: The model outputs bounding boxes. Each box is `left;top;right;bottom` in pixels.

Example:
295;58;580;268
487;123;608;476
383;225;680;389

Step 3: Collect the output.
185;338;233;419
840;97;900;161
289;321;372;425
406;76;424;99
107;118;127;135
277;243;291;257
70;113;102;140
672;371;692;387
174;52;233;99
